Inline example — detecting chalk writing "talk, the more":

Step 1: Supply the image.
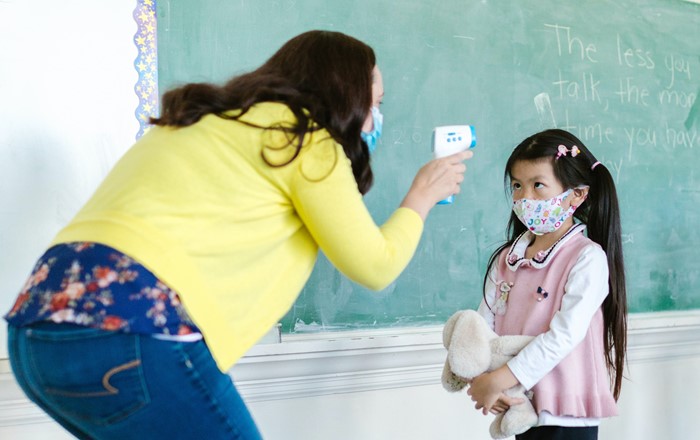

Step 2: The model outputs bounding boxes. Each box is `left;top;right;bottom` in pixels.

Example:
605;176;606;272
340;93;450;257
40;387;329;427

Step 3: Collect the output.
544;24;696;109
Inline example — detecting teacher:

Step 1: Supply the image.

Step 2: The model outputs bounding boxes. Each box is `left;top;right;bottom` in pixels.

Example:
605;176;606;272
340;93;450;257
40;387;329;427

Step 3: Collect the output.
5;30;472;439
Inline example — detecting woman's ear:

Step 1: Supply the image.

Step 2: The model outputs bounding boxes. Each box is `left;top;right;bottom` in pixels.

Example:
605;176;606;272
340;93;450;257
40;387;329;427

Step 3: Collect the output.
570;186;589;208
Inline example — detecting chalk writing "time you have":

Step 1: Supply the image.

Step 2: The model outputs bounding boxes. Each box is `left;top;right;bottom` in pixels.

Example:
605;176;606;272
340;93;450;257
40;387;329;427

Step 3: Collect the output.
542;23;698;154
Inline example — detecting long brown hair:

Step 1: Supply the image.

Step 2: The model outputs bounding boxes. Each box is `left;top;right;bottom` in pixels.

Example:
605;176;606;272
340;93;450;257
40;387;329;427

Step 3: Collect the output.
484;129;627;400
150;30;376;194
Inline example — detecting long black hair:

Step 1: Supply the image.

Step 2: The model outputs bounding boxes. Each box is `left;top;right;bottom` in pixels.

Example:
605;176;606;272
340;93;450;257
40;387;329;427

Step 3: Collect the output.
150;30;376;194
483;128;627;400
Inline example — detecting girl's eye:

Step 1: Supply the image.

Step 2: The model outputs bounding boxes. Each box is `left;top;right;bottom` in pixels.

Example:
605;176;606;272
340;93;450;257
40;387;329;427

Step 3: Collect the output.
511;183;521;191
534;182;545;189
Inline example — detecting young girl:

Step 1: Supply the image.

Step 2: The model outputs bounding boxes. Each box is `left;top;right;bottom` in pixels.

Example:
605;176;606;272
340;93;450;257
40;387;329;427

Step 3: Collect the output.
468;129;627;440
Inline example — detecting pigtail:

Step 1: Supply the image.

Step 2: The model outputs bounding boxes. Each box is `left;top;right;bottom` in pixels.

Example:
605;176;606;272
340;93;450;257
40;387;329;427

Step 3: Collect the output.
585;162;627;400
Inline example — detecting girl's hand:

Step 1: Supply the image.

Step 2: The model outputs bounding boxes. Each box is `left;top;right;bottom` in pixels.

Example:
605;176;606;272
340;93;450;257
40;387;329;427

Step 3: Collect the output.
400;150;473;221
489;395;526;415
467;372;503;415
466;365;519;415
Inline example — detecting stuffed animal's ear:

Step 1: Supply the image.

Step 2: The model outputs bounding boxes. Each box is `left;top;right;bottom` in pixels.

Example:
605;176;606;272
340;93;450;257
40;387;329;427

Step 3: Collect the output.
442;311;462;349
442;311;472;390
441;359;469;392
447;310;494;379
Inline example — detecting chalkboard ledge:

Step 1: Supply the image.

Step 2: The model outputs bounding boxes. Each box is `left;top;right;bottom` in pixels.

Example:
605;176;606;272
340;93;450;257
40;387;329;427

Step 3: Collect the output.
229;310;700;403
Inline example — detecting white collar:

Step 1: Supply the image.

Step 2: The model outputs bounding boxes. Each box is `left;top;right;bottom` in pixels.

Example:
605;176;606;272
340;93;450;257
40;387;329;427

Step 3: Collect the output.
505;223;586;271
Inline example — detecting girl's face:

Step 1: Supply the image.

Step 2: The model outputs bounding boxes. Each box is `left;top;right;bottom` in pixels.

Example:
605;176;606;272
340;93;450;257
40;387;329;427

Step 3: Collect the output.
362;66;384;132
510;159;567;202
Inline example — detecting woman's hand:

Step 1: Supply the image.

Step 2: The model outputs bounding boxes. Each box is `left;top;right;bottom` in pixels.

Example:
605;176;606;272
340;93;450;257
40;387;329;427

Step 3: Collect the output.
467;365;519;415
400;150;473;220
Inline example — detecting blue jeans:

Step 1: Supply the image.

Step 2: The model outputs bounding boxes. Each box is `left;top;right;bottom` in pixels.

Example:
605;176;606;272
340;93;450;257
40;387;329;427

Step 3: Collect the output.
7;322;263;439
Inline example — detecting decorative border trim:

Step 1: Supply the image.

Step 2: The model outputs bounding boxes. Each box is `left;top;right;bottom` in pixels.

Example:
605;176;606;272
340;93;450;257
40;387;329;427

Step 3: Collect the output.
133;0;158;139
2;311;700;426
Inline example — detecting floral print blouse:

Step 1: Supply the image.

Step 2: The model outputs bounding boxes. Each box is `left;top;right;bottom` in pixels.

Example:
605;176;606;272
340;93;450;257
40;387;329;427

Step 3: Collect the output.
5;242;200;336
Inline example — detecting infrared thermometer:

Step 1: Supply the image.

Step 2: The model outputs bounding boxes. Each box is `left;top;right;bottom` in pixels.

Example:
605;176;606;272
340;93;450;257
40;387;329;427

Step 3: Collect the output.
432;125;476;204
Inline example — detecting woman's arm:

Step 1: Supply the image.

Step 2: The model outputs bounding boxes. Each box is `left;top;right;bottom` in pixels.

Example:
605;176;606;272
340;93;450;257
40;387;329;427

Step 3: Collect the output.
290;140;471;290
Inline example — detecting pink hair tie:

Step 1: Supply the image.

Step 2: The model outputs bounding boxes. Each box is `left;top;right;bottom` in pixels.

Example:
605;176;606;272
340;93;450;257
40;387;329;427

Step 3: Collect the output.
591;161;602;170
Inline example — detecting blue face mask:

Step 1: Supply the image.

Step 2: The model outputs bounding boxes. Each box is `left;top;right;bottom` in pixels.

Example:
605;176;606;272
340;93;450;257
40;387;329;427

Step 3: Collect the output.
361;106;383;154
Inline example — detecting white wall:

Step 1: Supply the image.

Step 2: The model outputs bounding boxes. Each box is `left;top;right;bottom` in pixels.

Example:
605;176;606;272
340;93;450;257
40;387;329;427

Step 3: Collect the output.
250;358;700;440
2;312;700;439
245;312;700;440
4;361;700;440
0;0;138;358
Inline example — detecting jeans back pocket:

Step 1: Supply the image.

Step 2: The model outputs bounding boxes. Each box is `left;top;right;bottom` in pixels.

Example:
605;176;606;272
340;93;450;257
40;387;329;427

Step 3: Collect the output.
25;325;150;426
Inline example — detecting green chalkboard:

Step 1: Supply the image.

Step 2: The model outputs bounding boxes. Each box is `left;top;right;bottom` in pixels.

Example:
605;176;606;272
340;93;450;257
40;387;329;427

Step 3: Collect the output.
157;0;700;333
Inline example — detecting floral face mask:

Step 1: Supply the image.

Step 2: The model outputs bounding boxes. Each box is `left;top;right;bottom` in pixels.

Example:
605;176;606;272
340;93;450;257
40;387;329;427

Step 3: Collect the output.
512;188;579;235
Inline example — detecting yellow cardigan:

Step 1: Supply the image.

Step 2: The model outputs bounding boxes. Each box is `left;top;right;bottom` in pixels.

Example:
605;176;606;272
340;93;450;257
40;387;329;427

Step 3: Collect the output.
53;102;423;371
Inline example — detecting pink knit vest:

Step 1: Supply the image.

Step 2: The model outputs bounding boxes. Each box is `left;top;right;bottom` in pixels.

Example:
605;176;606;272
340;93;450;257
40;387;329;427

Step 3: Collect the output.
494;232;618;418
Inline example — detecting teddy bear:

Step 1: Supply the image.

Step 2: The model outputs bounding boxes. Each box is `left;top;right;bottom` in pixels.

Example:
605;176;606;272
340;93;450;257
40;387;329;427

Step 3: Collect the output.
442;309;538;439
